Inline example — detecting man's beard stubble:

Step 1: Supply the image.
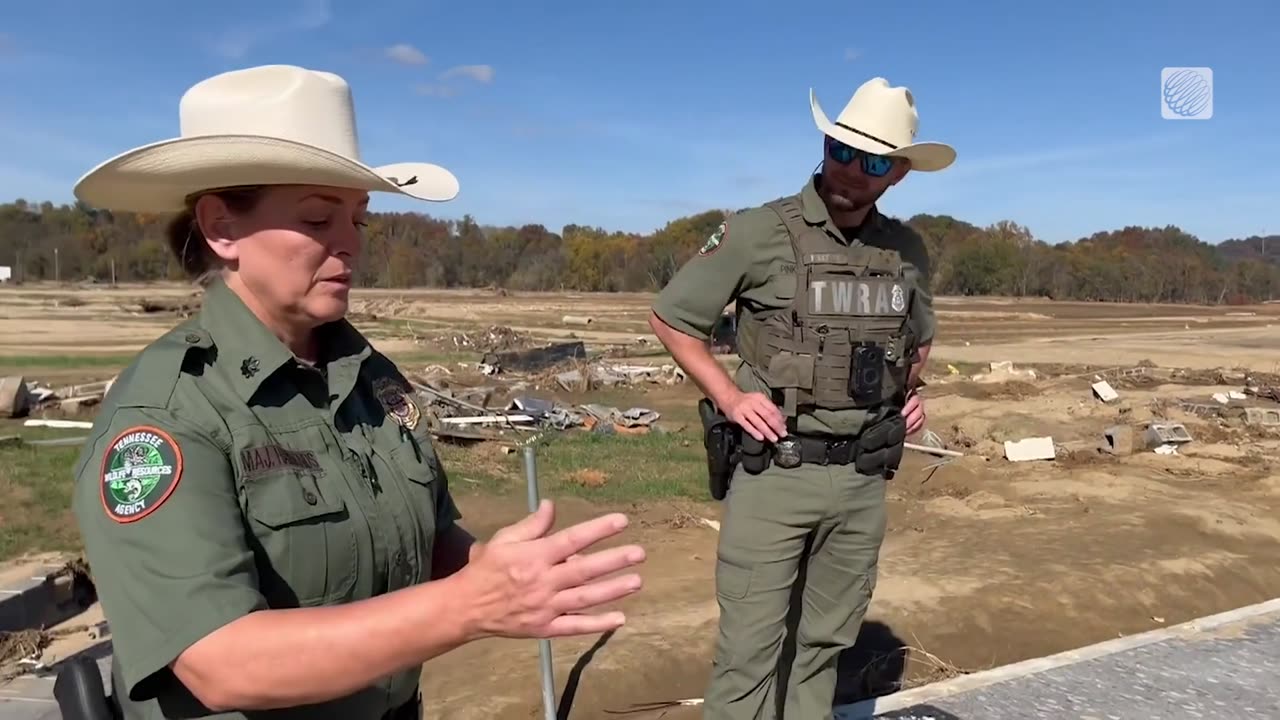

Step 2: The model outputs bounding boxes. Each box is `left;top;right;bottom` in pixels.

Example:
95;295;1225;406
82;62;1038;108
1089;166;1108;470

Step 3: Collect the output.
821;181;885;215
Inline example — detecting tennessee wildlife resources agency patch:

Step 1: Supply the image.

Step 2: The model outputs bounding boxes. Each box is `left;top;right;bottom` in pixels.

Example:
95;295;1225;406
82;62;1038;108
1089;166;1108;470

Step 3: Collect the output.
699;221;727;256
100;425;184;523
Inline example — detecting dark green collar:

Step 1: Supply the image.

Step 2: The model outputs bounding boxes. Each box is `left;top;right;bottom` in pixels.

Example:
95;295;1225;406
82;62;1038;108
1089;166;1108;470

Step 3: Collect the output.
199;278;371;404
799;173;886;244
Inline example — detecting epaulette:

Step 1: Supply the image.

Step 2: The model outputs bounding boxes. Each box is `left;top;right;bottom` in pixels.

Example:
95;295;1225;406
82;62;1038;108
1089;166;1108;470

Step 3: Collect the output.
110;320;214;410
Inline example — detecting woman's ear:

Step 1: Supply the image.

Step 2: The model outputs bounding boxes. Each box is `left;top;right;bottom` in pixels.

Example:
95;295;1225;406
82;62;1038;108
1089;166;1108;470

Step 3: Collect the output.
193;194;240;263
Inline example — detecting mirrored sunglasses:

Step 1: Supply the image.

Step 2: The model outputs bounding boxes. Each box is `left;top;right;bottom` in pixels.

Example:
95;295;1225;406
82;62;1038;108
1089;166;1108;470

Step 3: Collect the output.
826;139;896;178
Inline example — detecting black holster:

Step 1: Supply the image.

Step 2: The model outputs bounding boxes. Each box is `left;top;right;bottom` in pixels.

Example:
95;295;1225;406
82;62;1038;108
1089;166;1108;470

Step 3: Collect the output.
54;656;119;720
698;398;740;500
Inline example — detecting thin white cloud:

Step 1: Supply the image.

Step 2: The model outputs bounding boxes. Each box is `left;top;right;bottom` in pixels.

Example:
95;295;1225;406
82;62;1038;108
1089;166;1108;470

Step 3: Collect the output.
413;64;495;99
386;43;428;66
414;83;458;98
296;0;331;30
208;0;333;60
944;131;1192;176
440;64;495;84
844;48;861;62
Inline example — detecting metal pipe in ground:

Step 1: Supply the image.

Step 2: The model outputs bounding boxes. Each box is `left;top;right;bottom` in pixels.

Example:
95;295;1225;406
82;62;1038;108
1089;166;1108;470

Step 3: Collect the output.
524;445;558;720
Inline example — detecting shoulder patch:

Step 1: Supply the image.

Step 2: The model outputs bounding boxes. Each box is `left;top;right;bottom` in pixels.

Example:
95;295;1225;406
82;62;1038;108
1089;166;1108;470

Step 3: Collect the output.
100;425;184;523
699;222;728;256
373;376;422;431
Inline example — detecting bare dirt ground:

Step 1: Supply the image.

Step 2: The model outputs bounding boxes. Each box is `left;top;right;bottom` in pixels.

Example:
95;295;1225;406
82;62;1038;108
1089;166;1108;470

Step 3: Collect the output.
2;282;1280;718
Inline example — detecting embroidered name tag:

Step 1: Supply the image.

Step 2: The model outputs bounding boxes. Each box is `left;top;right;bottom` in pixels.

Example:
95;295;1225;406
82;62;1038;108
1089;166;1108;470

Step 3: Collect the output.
240;445;324;478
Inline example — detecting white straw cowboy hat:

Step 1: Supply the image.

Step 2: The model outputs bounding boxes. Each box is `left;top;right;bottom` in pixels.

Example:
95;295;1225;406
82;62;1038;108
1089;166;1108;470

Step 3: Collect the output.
74;64;460;213
810;77;955;172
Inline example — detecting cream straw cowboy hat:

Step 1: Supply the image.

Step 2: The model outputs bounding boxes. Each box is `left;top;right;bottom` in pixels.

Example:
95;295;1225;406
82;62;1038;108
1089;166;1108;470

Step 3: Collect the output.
810;77;955;172
74;64;460;213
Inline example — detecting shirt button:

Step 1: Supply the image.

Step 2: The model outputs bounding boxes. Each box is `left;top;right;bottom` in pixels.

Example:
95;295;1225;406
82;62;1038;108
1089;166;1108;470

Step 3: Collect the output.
184;333;202;344
303;489;318;505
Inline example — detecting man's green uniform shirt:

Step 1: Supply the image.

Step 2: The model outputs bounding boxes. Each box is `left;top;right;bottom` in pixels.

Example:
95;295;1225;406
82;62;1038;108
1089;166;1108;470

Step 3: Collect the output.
652;175;936;436
71;278;461;719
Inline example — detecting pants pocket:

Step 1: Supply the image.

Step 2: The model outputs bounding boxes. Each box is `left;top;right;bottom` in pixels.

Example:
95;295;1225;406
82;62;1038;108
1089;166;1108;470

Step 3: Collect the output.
715;556;754;600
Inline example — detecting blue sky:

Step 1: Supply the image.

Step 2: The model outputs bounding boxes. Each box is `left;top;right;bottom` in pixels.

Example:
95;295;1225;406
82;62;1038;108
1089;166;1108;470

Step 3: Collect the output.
1;0;1276;244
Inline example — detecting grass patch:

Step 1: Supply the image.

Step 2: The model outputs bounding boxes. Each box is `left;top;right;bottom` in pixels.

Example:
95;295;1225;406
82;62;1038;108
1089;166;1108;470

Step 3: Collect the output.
0;439;83;562
0;413;712;561
437;427;708;504
385;349;482;367
0;354;133;373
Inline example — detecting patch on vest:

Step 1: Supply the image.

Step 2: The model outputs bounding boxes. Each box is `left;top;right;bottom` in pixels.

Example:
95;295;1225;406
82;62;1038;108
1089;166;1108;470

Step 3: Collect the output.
374;376;421;431
808;277;910;316
100;425;183;523
239;445;324;479
699;222;727;256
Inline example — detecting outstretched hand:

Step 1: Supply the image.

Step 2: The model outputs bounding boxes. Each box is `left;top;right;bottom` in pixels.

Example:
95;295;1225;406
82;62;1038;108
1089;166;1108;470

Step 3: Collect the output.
456;500;645;640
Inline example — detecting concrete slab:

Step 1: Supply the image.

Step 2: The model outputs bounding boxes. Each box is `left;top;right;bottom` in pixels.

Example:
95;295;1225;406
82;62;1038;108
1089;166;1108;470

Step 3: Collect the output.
0;555;90;635
836;598;1280;719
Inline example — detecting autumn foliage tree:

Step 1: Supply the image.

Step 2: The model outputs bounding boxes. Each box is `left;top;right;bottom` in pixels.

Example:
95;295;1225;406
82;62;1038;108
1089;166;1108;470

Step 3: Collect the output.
0;198;1275;304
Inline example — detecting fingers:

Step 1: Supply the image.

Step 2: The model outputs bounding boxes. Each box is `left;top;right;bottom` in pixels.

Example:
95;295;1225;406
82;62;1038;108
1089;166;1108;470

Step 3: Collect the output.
739;410;775;443
551;572;644;615
491;499;556;544
546;543;646;590
543;513;630;562
737;395;785;443
543;610;627;637
902;393;921;415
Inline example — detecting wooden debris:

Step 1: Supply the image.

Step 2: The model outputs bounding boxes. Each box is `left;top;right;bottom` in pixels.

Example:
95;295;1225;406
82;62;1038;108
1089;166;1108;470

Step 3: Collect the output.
480;341;586;373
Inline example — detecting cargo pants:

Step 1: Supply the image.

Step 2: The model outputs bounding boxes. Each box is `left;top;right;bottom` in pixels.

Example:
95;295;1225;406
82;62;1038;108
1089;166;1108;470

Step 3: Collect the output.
703;457;887;720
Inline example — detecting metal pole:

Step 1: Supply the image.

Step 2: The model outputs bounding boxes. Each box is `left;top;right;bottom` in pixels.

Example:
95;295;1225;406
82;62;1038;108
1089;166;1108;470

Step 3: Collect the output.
524;445;558;720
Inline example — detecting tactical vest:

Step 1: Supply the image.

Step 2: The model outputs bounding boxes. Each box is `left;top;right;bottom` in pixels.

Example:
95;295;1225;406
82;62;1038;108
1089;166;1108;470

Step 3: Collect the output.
737;195;917;417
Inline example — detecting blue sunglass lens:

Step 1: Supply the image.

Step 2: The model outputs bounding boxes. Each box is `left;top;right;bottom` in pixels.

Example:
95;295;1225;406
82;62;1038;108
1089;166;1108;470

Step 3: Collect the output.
828;140;893;177
862;155;893;177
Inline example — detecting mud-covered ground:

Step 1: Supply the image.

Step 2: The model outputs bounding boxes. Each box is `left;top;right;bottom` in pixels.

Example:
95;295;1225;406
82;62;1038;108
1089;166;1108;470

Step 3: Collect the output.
1;283;1278;717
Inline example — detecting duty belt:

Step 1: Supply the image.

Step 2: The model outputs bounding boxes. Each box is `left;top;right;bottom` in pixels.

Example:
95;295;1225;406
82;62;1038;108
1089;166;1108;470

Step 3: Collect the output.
773;434;858;468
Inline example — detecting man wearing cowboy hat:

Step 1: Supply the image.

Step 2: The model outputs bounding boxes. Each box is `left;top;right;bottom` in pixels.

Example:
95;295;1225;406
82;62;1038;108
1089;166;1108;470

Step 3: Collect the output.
648;77;953;719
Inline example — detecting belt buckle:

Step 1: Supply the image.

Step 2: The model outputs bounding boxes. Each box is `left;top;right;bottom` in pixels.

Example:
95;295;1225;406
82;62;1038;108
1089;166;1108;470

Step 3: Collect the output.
830;439;853;465
774;437;802;468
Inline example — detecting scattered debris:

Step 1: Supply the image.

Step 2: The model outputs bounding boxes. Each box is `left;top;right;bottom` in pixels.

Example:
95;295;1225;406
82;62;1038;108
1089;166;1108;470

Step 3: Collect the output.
1102;425;1135;455
905;441;964;458
0;376;31;418
973;361;1037;384
0;376;112;420
1244;407;1280;427
128;297;200;316
439;325;529;353
555;363;685;392
1004;436;1056;462
1144;422;1193;448
480;340;586;374
1091;380;1119;403
562;315;594;326
24;419;93;430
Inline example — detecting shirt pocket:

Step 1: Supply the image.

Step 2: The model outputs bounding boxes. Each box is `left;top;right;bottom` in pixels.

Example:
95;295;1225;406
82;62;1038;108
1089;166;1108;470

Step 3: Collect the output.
388;438;440;551
242;465;360;607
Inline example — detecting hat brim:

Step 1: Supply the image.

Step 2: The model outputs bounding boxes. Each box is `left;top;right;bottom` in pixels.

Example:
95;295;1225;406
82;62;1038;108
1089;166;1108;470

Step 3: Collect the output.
73;134;460;213
809;89;956;172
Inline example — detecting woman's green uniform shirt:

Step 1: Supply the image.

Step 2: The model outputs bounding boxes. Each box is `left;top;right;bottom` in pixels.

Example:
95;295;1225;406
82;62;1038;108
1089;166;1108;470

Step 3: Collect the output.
71;278;461;719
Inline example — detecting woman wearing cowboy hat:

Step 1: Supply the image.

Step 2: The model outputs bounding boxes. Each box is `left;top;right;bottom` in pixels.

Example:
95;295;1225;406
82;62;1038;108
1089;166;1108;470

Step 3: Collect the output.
69;64;645;719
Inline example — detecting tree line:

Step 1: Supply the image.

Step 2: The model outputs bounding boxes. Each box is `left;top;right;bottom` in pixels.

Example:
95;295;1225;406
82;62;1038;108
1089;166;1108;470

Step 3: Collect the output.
1;198;1276;304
